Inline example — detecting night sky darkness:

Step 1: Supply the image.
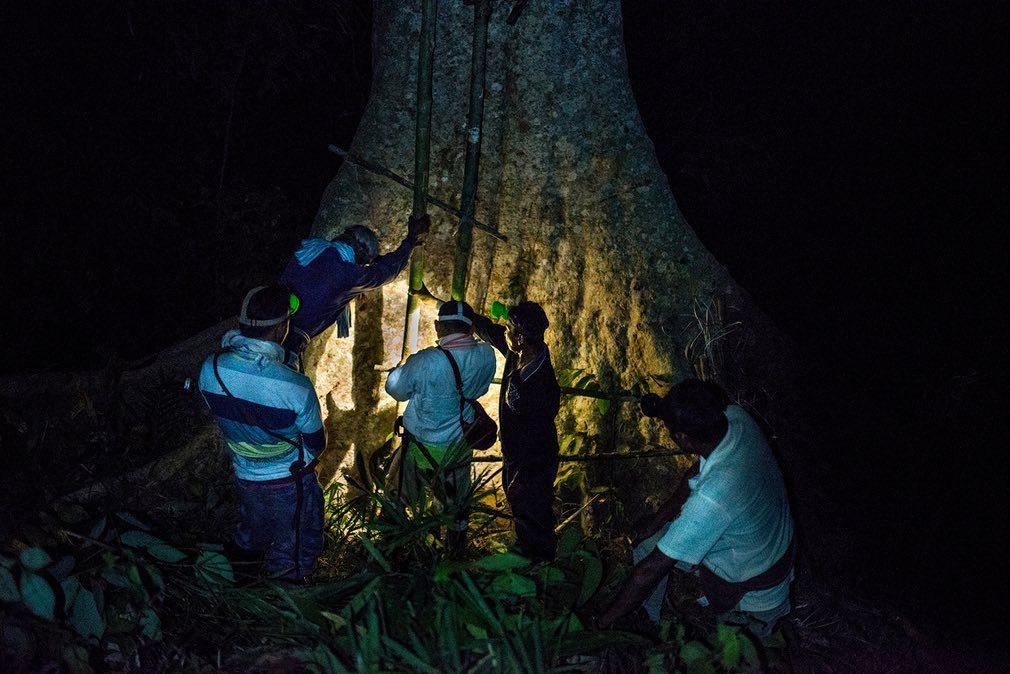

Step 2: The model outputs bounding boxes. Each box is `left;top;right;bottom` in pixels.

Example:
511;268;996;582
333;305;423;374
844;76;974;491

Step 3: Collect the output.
4;0;1007;656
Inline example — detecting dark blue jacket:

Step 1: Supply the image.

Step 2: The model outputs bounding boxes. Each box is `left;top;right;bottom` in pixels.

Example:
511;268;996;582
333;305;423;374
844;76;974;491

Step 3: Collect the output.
280;238;413;348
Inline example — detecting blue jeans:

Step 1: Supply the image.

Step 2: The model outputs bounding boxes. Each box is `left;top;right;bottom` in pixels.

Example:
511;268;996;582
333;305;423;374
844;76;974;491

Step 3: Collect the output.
234;472;323;580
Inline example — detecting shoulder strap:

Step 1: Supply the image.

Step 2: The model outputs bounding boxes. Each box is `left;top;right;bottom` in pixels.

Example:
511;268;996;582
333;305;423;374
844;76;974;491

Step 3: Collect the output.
212;350;303;455
437;346;469;424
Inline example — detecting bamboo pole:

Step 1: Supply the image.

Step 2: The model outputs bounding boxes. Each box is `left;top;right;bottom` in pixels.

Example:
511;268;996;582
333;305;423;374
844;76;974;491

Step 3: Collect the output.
327;146;506;242
401;0;438;359
451;0;491;301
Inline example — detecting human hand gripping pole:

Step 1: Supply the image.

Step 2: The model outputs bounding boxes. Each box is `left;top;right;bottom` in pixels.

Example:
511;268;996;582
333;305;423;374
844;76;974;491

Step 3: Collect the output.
407;212;431;246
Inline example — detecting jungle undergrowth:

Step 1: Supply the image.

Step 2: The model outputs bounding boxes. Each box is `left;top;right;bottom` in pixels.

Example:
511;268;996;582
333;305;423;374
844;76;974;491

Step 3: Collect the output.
1;434;782;673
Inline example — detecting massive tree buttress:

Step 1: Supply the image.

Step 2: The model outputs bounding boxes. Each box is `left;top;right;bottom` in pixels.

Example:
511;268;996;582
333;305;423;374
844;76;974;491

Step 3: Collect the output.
307;1;791;494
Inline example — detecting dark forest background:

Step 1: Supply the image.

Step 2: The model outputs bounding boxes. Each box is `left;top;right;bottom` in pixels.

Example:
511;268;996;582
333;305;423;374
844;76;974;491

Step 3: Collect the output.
3;0;1007;658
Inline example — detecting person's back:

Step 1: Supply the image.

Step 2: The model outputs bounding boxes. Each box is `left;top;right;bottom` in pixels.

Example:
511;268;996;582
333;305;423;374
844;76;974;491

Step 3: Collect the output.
385;301;496;553
388;341;496;451
676;404;793;605
197;284;326;581
279;216;429;359
199;333;323;480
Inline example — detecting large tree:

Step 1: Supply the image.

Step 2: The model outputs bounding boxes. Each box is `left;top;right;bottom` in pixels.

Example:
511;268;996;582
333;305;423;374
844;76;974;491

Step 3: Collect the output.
308;0;793;493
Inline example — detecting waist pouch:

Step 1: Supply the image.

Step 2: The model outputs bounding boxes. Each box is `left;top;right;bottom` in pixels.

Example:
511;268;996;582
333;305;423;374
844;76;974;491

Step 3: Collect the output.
698;535;796;614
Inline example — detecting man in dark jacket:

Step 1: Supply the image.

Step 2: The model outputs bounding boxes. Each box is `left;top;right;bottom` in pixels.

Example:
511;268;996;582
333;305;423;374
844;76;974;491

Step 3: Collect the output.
279;214;430;365
473;301;561;560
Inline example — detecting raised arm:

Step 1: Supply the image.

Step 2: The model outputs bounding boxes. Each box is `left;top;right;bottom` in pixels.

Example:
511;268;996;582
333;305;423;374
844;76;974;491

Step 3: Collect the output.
597;549;678;628
472;313;508;355
352;214;430;290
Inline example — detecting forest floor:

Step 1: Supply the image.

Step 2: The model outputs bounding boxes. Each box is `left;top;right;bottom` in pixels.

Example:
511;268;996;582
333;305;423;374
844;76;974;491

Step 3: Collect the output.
1;363;986;673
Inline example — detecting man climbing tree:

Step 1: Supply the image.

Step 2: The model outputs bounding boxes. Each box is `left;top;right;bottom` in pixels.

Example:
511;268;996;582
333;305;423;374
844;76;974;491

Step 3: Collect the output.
280;214;430;367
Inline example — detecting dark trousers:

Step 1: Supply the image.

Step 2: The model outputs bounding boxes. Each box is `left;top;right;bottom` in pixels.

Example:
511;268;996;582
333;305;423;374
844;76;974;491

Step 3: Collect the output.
503;458;559;561
233;472;324;580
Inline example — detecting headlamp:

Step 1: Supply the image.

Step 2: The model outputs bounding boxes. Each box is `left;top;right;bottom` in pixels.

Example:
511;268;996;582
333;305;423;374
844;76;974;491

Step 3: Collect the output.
238;286;299;327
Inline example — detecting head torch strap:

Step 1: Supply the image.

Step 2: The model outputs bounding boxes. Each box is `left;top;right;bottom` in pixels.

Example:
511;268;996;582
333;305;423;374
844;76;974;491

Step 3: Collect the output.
239;286;292;327
435;304;473;325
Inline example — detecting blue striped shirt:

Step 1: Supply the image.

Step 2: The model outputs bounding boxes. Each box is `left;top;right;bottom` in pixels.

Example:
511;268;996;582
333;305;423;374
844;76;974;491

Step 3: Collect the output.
199;330;325;481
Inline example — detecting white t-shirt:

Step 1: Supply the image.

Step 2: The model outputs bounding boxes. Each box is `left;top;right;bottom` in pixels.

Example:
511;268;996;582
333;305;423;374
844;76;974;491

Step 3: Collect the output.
385;334;496;448
657;405;794;611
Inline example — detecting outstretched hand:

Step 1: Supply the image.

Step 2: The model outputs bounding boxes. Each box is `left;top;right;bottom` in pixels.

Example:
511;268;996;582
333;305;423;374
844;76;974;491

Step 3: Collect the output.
407;213;431;245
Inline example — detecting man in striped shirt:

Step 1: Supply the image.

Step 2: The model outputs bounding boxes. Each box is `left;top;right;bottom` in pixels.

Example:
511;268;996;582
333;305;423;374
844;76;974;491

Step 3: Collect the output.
199;284;326;581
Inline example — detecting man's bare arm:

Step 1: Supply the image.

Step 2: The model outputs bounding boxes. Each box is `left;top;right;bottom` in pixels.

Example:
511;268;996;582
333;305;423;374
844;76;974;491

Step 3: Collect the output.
598;549;679;628
631;461;698;543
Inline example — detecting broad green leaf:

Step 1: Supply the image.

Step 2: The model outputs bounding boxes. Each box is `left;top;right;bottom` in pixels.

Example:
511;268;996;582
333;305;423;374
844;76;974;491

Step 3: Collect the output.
576;552;603;606
194;551;234;585
679;640;710;664
536;565;566;583
69;587;105;638
19;547;51;570
101;568;131;588
0;566;20;602
558;525;582;555
119;530;186;563
567;612;583;632
116;511;151;531
139;607;162;640
595;398;611;415
474;551;531;572
464;622;488;639
687;660;716;674
738;630;761;667
382;635;440;673
49;555;75;581
492;571;536;597
0;554;14;568
19;570;56;620
61;643;92;674
321;610;347;631
88;516;107;540
309;643;347;673
433;562;452;583
646;652;668;674
717;623;741;669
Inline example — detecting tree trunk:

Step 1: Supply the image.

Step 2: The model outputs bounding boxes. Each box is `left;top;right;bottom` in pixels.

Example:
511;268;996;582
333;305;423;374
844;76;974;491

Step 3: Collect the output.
309;0;796;509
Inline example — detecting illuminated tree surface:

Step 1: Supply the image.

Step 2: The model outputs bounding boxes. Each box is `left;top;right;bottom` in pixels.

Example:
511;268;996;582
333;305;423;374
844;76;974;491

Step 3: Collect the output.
308;1;796;493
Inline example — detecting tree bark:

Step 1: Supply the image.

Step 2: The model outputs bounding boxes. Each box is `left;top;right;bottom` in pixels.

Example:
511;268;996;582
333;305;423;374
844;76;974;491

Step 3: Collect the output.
310;0;797;506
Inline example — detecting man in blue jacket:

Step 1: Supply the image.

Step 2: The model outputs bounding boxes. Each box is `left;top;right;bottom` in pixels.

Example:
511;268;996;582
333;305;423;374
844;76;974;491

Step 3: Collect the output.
199;284;326;581
280;214;430;365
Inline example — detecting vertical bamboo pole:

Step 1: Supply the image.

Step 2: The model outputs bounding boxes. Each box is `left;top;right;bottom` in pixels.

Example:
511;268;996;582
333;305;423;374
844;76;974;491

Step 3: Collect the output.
450;0;491;301
402;0;438;358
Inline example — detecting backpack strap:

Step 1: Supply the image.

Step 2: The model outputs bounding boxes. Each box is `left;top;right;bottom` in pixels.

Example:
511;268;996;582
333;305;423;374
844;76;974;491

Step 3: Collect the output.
437;346;469;430
213;349;313;579
212;350;304;455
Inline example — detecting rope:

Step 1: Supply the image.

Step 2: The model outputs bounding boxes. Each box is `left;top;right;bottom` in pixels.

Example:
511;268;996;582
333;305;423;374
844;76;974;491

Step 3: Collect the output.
471;448;689;463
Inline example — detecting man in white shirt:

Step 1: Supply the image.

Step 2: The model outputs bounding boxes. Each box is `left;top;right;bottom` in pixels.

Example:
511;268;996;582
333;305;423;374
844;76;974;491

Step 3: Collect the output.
385;300;496;551
598;379;795;637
